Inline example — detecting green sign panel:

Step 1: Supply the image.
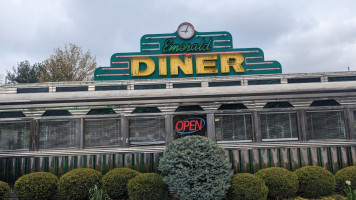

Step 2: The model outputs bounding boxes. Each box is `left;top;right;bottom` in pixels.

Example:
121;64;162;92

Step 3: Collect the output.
94;22;282;81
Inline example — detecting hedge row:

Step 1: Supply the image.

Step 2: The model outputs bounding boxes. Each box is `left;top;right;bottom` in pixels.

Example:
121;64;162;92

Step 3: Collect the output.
8;168;168;200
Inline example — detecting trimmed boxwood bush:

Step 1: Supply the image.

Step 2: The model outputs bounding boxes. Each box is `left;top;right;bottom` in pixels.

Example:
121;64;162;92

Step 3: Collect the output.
58;168;102;200
102;168;141;199
127;173;170;200
255;167;299;199
226;173;268;200
295;166;336;198
335;166;356;193
0;181;10;200
158;136;233;200
14;172;58;200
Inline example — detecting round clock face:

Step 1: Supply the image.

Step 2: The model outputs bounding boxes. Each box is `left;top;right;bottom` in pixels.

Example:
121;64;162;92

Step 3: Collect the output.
177;22;195;40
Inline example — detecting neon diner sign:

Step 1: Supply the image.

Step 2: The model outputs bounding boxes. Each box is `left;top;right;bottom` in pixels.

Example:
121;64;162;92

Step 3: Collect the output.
175;117;206;134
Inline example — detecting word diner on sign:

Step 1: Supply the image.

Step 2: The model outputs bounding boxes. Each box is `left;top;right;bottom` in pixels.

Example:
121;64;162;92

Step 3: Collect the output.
94;22;282;81
175;117;206;134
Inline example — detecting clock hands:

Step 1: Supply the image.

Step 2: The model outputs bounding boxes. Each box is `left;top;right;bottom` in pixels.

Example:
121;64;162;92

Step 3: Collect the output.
181;25;189;33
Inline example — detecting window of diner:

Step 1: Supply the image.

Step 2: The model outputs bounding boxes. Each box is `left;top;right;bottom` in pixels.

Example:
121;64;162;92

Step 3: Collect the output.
0;121;30;151
353;111;356;140
215;114;252;142
129;116;165;146
306;110;346;140
84;118;121;148
39;119;76;149
306;100;345;140
260;112;298;141
260;102;298;141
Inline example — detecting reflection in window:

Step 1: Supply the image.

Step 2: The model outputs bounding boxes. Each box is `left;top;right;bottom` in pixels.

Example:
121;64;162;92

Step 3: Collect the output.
39;119;76;149
0;121;30;150
129;117;165;146
215;114;252;141
307;111;346;140
84;118;121;148
260;113;298;141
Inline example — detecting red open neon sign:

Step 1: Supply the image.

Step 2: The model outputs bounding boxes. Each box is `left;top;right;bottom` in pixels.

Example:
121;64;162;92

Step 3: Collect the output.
175;117;206;134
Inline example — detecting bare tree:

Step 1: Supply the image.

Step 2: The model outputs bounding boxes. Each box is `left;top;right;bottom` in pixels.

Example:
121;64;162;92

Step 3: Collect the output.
39;44;97;82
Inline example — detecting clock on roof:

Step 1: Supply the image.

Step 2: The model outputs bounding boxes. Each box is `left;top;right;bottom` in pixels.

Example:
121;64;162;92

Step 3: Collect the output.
177;22;195;40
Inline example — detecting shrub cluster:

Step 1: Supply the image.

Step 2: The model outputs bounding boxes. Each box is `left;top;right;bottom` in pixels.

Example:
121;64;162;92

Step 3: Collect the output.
127;173;170;200
335;166;356;193
58;168;102;200
0;181;10;200
159;136;233;200
295;166;336;198
14;172;58;200
102;167;141;199
226;173;268;200
255;167;299;199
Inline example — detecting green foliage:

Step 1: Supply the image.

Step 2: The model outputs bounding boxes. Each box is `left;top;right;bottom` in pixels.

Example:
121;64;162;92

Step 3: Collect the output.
58;168;102;200
255;167;299;199
102;168;141;199
0;181;10;200
6;60;43;83
335;166;356;193
344;183;356;200
226;173;268;200
127;173;170;200
295;166;336;198
40;43;96;82
158;136;233;200
13;172;58;200
89;185;111;200
289;195;346;200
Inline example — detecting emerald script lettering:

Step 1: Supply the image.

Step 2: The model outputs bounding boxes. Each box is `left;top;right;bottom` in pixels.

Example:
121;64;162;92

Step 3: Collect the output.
162;38;212;53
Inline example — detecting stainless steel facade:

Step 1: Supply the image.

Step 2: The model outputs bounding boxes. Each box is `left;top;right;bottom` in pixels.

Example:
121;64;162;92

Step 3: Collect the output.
1;71;356;185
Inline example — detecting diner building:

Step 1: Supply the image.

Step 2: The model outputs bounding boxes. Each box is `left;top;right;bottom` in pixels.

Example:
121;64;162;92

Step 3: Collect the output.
1;23;355;184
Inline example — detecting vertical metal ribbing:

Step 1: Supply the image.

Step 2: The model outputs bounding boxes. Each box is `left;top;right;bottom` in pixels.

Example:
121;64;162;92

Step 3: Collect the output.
92;155;96;170
288;148;293;171
267;149;272;168
54;157;58;177
248;149;253;173
317;148;323;167
229;150;233;169
122;154;125;168
64;156;68;173
239;150;243;173
14;158;19;180
308;148;313;166
337;147;343;170
34;157;39;172
347;146;353;166
83;156;87;168
140;153;145;173
327;147;334;174
131;154;135;170
74;156;78;169
44;157;49;172
258;149;262;170
278;149;282;168
25;157;29;174
297;148;302;168
112;154;116;169
102;155;106;174
5;158;9;183
150;153;154;172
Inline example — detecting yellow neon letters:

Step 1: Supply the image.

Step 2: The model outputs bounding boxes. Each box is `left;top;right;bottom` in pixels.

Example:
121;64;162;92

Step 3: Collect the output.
130;53;244;77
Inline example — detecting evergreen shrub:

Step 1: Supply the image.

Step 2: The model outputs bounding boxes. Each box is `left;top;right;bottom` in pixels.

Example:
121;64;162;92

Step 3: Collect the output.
158;136;233;200
102;168;141;199
226;173;268;200
58;168;102;200
14;172;58;200
127;173;170;200
335;166;356;193
255;167;299;199
295;166;336;198
0;181;10;200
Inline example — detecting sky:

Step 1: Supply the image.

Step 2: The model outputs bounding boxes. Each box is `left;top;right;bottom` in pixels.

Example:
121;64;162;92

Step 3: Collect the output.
0;0;356;83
